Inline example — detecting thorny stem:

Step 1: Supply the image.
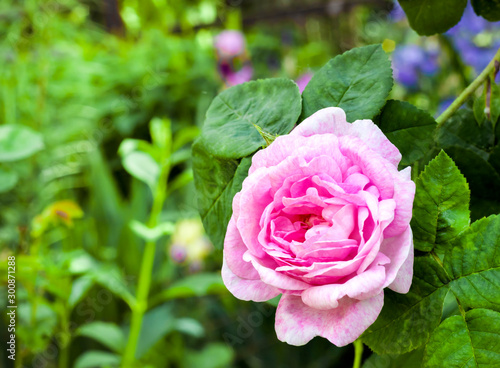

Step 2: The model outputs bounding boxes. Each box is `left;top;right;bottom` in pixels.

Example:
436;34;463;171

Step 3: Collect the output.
436;47;500;127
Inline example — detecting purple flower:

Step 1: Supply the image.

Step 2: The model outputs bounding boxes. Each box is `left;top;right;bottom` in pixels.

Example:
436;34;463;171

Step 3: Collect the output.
214;30;246;58
389;1;406;22
392;45;439;88
446;4;500;74
295;72;313;93
215;30;253;86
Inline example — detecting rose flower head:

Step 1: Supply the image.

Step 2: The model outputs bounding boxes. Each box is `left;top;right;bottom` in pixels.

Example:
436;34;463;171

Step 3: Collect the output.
222;107;415;346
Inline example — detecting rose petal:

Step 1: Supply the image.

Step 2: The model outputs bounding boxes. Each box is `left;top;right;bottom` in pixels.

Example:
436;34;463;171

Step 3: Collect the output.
221;260;280;302
224;218;259;279
275;292;384;346
380;225;414;292
243;252;311;291
301;263;387;310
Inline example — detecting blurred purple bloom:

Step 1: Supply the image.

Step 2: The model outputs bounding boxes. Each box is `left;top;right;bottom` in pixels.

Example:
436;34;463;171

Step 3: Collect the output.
215;30;253;86
225;64;253;86
170;244;187;263
392;45;439;88
389;1;406;22
215;30;246;58
446;4;500;74
436;97;455;117
295;72;313;93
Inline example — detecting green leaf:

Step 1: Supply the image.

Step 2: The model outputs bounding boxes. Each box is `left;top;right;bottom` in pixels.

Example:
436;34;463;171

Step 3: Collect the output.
377;100;436;167
472;0;500;22
192;139;251;249
74;350;121;368
362;256;450;354
444;215;500;312
301;44;393;122
362;348;424;368
77;322;126;353
398;0;467;36
129;220;175;241
152;272;226;302
411;151;470;253
473;84;500;129
423;309;500;367
201;78;301;159
68;275;94;308
136;304;175;359
174;318;205;338
0;124;44;162
121;151;160;190
0;167;18;193
149;117;171;151
184;343;234;368
436;109;500;219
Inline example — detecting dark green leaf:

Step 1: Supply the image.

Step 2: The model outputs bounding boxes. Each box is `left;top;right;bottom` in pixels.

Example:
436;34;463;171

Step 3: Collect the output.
192;139;251;249
0;124;44;162
436;109;500;219
444;215;500;312
77;322;126;353
423;309;500;368
301;45;393;122
74;350;121;368
377;100;436;167
362;256;449;354
136;304;175;359
472;0;500;22
362;348;424;368
201;78;301;159
411;151;470;253
398;0;467;35
184;343;234;368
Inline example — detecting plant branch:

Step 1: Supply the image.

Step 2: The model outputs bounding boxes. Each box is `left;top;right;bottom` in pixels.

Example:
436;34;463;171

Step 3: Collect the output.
436;47;500;127
353;339;364;368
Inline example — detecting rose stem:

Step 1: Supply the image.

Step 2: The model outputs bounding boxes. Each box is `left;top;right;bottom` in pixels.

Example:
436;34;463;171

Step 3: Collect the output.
436;47;500;128
353;339;364;368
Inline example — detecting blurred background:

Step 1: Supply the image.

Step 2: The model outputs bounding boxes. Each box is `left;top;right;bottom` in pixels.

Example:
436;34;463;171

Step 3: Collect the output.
0;0;499;367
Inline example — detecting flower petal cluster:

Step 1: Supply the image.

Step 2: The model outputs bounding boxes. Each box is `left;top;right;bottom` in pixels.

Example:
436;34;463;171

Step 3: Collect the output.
222;107;415;346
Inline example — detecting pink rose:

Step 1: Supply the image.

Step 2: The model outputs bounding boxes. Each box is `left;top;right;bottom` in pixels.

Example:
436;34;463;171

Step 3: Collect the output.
222;107;415;346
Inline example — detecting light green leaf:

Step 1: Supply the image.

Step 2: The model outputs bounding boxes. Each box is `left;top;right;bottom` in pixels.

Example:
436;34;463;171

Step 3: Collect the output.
377;100;436;167
398;0;467;35
362;256;449;354
153;272;226;303
74;350;121;368
423;309;500;368
77;322;126;353
150;117;171;151
201;78;301;159
445;215;500;312
192;139;251;249
68;275;94;308
0;167;18;193
121;151;160;190
0;124;44;162
301;44;393;122
129;220;175;242
411;151;470;253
